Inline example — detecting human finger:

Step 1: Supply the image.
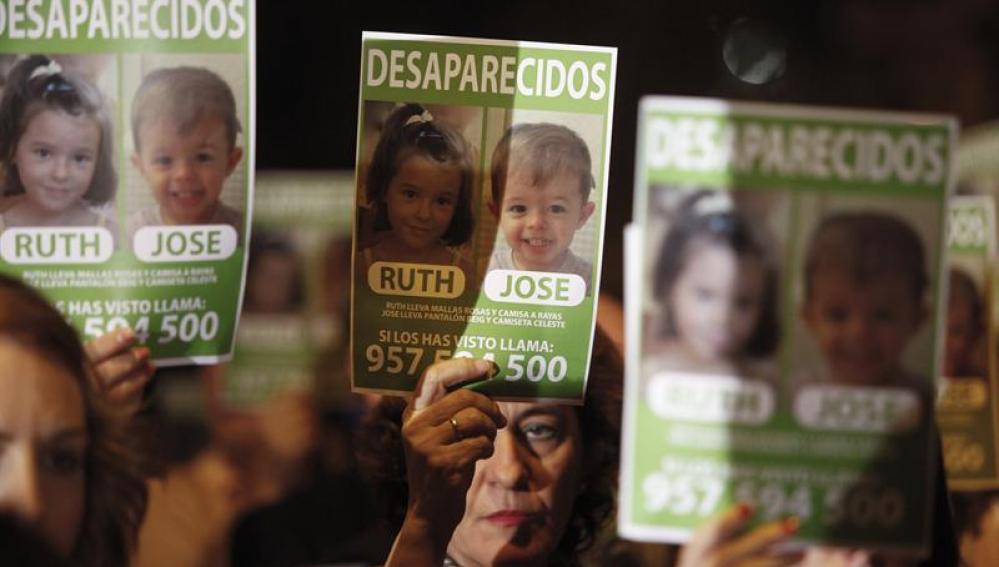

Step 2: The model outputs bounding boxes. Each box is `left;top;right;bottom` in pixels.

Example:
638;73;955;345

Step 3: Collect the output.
418;388;506;430
103;362;153;408
438;405;501;444
412;358;495;411
688;503;755;553
92;347;152;390
440;435;496;469
84;327;136;363
714;516;799;566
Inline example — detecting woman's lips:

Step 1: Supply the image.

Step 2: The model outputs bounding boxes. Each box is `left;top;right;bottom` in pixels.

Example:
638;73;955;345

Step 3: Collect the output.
485;510;535;527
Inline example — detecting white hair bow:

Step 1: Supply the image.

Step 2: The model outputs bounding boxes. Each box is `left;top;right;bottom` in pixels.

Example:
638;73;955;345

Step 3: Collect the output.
29;60;63;81
404;109;434;126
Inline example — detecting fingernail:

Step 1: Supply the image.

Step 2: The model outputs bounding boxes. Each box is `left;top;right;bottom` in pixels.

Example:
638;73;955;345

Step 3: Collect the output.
134;347;151;361
487;360;501;378
737;502;753;520
117;328;135;342
782;516;799;534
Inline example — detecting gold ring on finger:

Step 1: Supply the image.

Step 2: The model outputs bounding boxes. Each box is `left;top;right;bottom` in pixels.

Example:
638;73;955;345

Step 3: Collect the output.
449;416;462;441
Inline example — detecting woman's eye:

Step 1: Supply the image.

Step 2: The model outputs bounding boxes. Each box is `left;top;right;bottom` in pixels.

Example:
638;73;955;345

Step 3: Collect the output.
42;449;84;475
520;420;560;444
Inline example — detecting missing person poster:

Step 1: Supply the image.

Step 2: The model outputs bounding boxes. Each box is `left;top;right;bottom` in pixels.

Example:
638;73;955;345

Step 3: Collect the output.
0;0;255;364
351;32;616;401
222;171;353;407
620;96;955;554
938;195;999;489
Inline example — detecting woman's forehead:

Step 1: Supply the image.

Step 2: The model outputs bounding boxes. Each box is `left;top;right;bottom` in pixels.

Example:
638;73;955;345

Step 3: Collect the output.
498;401;575;420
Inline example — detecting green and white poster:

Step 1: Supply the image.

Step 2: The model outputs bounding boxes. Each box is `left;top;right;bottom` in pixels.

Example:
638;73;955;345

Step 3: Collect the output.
0;0;255;364
620;96;955;554
351;32;616;401
938;195;999;489
221;171;353;407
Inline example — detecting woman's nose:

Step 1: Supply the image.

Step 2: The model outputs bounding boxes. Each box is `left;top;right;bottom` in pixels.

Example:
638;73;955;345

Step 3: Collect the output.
0;446;43;523
483;429;529;489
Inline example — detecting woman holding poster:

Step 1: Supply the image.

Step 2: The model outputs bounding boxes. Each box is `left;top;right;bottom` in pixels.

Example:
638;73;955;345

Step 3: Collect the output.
360;331;802;567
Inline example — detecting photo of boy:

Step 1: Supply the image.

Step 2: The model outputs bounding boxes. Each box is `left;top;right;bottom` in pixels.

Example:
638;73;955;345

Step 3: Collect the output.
126;66;244;242
487;123;596;292
798;211;931;391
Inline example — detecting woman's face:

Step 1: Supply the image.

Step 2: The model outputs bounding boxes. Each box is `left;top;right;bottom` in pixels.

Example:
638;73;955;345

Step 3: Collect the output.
447;402;583;567
0;340;87;556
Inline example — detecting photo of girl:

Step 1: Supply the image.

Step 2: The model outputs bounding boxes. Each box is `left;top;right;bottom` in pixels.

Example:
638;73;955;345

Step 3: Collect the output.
645;189;779;378
945;267;988;378
357;103;476;279
0;55;116;231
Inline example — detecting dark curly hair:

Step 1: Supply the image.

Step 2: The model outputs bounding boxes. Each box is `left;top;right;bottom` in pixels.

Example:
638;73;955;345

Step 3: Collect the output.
0;274;149;567
357;329;622;565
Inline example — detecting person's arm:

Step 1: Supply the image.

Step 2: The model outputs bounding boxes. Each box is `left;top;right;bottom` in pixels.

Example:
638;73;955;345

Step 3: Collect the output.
676;504;803;567
84;327;154;414
386;358;505;567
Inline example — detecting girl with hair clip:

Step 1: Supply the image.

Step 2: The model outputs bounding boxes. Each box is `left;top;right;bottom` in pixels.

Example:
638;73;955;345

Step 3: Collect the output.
0;55;117;230
360;103;475;279
647;189;779;378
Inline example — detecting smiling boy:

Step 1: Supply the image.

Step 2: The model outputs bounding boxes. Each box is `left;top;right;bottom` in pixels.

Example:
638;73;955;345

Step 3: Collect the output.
487;123;596;291
800;212;929;389
126;66;243;243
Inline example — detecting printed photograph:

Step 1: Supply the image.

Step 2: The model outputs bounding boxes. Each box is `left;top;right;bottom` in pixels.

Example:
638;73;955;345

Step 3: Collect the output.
121;53;248;246
0;54;119;235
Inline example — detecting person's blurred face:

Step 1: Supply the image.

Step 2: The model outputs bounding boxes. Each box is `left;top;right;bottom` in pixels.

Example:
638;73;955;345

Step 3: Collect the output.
246;250;299;313
668;241;766;363
447;402;582;567
944;293;978;376
803;269;925;386
0;340;86;556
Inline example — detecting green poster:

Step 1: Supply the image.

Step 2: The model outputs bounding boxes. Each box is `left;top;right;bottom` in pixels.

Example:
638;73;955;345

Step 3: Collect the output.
222;171;353;407
350;32;616;401
0;0;255;364
938;196;999;489
620;96;955;554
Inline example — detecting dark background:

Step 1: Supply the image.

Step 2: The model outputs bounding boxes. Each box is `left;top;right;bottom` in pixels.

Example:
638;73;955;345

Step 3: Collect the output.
255;0;999;298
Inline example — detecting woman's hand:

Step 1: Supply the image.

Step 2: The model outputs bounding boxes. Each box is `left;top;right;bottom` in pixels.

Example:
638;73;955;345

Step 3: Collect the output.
678;504;804;567
84;327;154;414
388;358;505;567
